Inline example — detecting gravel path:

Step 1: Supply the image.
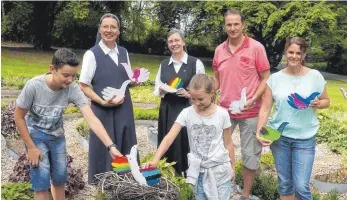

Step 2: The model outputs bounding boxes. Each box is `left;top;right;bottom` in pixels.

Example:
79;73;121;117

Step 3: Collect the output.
1;119;346;199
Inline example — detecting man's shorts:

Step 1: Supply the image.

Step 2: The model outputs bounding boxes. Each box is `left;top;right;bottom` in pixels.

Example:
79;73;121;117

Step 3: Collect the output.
230;117;262;170
28;128;67;191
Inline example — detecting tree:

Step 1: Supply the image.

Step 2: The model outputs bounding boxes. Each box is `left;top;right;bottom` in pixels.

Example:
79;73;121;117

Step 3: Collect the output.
317;2;347;74
1;2;34;43
31;1;61;50
187;1;337;68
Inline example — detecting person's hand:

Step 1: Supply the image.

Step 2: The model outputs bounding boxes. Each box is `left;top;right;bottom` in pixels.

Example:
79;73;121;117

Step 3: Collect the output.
143;160;158;169
159;87;167;94
176;88;190;98
102;96;125;107
256;132;273;147
131;81;141;87
27;147;42;168
109;147;123;158
309;98;320;109
242;98;256;111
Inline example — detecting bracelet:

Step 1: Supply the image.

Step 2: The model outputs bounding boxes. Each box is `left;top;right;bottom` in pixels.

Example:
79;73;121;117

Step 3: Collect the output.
106;143;117;152
101;100;106;106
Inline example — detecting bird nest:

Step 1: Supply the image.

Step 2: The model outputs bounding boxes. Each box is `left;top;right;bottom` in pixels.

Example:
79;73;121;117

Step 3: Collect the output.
94;171;180;200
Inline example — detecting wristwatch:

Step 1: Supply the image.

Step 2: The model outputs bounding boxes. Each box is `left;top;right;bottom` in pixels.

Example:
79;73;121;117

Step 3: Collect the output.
106;143;117;152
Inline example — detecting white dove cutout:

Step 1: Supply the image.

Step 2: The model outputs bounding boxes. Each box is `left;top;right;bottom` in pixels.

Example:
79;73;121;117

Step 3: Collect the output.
126;145;148;186
160;83;177;93
121;63;150;83
101;80;132;103
229;87;247;114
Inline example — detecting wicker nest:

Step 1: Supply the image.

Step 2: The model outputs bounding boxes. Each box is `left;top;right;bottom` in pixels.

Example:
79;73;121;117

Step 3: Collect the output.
94;172;180;200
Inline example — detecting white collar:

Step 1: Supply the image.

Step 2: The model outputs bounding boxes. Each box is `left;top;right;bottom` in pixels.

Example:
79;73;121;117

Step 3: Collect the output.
169;52;188;65
98;40;119;55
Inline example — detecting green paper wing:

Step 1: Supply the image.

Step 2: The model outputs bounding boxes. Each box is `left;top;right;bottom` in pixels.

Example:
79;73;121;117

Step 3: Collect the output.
261;127;281;142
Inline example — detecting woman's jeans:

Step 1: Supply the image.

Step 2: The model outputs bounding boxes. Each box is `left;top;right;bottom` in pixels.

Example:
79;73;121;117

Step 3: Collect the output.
271;135;316;199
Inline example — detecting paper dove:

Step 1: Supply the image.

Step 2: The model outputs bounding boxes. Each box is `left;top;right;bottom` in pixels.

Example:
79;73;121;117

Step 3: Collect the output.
160;83;177;93
287;92;320;110
229;87;247;114
121;63;150;83
111;145;161;186
260;122;289;142
101;80;131;103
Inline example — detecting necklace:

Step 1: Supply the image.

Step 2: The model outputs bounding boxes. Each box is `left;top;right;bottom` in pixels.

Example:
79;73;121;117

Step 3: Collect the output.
286;65;303;90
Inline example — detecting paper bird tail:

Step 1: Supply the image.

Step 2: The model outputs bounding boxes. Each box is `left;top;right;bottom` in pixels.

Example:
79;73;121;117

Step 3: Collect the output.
112;156;131;174
140;167;161;186
277;122;289;133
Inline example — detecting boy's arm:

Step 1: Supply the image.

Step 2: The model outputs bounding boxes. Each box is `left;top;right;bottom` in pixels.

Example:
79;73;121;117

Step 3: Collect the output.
144;123;182;168
79;83;104;105
14;106;42;167
223;127;235;179
79;105;122;158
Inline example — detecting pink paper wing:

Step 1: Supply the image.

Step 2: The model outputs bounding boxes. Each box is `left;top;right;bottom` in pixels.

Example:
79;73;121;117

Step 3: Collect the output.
291;94;306;109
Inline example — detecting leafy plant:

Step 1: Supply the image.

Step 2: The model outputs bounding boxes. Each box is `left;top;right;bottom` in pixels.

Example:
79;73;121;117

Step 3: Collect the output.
93;190;106;200
133;107;159;120
65;155;85;197
235;160;280;200
9;154;31;182
1;181;33;200
64;106;80;114
317;108;347;154
140;154;195;200
312;188;340;200
322;190;339;200
260;152;275;170
8;153;85;197
130;85;160;104
1;101;19;139
1;76;30;89
76;119;89;140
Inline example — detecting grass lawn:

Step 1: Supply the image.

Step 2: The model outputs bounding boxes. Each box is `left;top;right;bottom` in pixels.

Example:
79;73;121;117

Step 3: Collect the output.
1;48;346;108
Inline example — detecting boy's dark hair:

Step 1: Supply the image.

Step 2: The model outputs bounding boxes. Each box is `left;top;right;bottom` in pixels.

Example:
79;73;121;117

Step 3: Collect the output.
52;48;79;70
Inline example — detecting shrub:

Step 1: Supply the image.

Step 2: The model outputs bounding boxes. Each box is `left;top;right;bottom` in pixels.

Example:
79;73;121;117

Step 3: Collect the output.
1;181;33;200
1;101;19;139
64;106;80;114
317;111;347;153
2;76;30;89
133;107;159;120
8;153;85;197
235;159;280;200
76;119;89;140
322;190;339;200
260;152;275;170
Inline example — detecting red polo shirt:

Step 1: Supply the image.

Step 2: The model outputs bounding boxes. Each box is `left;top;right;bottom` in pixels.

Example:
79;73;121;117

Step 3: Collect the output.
213;36;270;118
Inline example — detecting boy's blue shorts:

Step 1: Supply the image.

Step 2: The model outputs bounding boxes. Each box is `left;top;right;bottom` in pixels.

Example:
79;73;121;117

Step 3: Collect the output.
28;128;67;191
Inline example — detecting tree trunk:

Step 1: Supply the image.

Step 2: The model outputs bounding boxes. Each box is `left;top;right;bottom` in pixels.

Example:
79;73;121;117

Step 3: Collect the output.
31;2;57;50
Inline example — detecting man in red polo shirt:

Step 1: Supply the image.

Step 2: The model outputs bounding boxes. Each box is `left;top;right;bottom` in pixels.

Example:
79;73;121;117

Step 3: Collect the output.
213;9;270;200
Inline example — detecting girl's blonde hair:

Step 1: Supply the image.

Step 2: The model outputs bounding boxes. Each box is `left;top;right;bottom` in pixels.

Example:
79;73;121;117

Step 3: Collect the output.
188;74;216;102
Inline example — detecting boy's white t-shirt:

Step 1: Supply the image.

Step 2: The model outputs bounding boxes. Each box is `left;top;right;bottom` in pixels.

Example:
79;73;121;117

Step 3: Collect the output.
175;105;231;163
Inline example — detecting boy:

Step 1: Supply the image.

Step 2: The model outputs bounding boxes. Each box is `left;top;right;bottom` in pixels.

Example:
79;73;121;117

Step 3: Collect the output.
14;48;122;200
